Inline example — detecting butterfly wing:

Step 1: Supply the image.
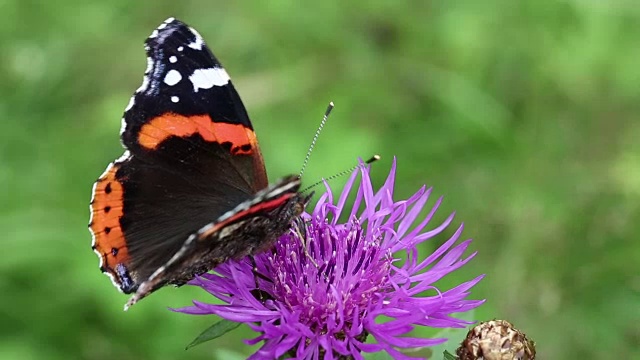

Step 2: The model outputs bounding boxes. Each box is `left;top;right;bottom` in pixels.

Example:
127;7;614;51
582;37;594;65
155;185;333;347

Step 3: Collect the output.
124;175;307;309
90;18;269;294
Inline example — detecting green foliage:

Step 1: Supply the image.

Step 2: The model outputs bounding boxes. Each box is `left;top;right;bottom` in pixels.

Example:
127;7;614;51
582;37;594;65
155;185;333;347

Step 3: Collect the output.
186;320;242;350
442;351;457;360
1;1;638;359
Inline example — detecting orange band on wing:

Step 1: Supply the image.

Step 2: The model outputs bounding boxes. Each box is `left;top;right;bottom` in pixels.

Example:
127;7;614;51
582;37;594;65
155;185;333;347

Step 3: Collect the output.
90;164;130;278
138;113;258;155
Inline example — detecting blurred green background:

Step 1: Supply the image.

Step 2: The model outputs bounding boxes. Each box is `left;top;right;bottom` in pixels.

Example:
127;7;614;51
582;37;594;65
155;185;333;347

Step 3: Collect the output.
2;0;639;359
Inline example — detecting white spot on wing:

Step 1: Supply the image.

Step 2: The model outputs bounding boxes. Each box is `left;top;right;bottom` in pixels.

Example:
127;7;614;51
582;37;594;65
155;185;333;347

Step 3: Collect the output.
178;46;184;52
165;17;175;23
157;22;168;30
149;29;158;38
136;56;154;93
119;117;127;136
164;69;182;86
144;56;153;74
116;150;132;163
169;56;177;63
137;76;149;93
188;27;204;50
124;96;135;111
189;67;230;92
171;96;179;103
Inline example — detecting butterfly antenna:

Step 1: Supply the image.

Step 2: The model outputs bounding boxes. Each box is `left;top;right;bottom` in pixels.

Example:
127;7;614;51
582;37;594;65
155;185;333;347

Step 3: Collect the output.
301;155;380;193
299;102;334;179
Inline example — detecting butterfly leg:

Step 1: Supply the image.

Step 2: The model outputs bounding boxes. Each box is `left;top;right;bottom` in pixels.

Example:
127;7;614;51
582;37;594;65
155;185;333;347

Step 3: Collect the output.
292;217;319;269
248;255;274;303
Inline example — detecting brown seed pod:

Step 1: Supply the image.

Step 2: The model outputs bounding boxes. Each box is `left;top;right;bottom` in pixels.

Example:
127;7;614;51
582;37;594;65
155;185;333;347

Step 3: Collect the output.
456;320;536;360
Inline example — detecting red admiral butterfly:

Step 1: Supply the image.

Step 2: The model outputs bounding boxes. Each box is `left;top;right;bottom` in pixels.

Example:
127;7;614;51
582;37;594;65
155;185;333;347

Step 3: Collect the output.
89;17;308;309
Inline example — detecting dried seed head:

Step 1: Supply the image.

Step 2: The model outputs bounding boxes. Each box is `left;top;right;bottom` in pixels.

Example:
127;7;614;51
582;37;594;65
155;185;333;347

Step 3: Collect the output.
457;320;536;360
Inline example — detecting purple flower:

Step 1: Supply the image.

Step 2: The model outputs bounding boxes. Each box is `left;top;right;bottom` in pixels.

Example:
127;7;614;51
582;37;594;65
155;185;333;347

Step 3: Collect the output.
176;159;484;359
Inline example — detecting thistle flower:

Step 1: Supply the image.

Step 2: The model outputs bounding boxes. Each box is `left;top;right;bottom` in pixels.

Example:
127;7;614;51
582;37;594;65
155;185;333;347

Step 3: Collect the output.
176;159;484;359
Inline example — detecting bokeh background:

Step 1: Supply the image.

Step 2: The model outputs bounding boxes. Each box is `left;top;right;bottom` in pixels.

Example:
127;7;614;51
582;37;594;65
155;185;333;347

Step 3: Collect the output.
2;1;639;359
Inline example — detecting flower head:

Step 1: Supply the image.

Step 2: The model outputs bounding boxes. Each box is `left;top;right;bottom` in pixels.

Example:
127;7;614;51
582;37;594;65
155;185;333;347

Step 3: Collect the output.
176;159;484;359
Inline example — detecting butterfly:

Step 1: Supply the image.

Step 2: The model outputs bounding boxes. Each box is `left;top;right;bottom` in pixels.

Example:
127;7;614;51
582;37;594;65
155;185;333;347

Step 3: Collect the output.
89;17;309;309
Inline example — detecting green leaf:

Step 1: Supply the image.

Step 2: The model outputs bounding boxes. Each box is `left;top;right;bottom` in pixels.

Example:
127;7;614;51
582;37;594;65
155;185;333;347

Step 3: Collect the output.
443;350;457;360
185;319;242;350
